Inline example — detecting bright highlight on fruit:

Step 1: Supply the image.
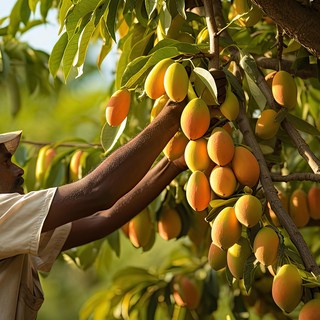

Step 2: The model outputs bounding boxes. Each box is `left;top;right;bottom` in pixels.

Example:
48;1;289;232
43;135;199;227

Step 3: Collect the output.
255;109;281;140
164;62;189;102
272;70;297;110
145;58;174;100
180;98;211;140
272;264;303;313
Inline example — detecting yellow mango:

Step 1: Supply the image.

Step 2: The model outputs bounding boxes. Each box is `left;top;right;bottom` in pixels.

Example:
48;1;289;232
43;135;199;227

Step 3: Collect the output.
164;62;189;102
145;58;174;99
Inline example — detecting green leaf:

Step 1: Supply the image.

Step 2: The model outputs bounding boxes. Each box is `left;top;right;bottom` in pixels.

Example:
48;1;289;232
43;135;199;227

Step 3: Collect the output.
129;31;155;61
122;46;180;88
49;31;68;77
8;0;23;36
192;67;219;105
206;197;240;222
28;0;40;12
21;0;31;26
40;0;53;20
76;18;95;67
287;113;320;136
58;0;73;33
135;0;149;28
145;0;157;18
175;0;186;20
106;230;121;257
116;33;133;88
65;0;100;37
243;253;258;293
62;31;81;80
150;38;199;55
100;120;127;153
106;0;120;42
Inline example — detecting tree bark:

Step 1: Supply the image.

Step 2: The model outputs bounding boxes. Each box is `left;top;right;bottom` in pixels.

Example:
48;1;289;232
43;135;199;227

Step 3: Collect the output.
251;0;320;58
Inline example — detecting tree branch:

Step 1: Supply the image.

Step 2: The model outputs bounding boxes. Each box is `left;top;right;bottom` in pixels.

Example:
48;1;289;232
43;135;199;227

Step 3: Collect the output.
203;0;219;69
251;0;320;58
271;172;320;183
236;100;320;275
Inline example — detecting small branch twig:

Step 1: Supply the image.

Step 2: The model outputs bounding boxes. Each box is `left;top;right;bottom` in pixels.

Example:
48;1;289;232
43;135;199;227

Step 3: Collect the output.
21;140;102;149
271;172;320;183
203;0;219;70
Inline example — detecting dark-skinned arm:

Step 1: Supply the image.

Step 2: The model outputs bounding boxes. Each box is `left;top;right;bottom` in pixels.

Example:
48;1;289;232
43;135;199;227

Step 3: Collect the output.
42;100;185;232
61;156;186;250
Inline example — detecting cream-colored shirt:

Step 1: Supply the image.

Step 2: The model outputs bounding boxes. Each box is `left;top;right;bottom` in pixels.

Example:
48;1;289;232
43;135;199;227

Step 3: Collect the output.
0;188;71;319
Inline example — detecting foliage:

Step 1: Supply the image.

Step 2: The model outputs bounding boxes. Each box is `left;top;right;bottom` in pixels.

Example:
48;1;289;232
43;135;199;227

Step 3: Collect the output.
2;0;320;319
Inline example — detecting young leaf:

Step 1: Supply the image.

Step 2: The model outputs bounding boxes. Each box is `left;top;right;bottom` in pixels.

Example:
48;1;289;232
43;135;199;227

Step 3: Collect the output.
192;67;219;105
100;119;127;153
49;31;68;77
287;113;320;136
106;0;119;42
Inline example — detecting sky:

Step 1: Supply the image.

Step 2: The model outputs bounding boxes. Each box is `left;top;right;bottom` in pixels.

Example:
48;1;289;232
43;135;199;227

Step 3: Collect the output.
1;1;60;53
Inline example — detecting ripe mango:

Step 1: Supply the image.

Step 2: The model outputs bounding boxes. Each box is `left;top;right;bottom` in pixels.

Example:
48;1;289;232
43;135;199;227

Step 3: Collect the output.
233;0;263;27
150;94;169;122
234;194;262;227
219;89;239;121
69;149;88;182
255;109;281;140
211;206;242;249
105;88;131;126
299;298;320;320
307;185;320;220
272;70;297;110
128;208;153;248
186;170;211;211
172;275;201;310
209;165;237;198
231;146;260;188
158;207;182;240
253;226;279;266
35;145;56;186
164;62;189;102
208;242;227;271
184;138;211;172
289;189;310;228
180;98;211;140
163;130;189;161
227;237;252;280
207;127;235;166
272;264;303;313
145;58;174;99
266;191;288;227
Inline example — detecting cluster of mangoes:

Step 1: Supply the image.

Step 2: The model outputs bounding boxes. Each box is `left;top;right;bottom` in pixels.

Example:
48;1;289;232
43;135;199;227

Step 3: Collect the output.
267;185;320;228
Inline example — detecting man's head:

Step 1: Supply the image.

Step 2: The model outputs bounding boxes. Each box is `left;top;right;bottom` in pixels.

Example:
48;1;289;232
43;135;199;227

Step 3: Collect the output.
0;130;25;194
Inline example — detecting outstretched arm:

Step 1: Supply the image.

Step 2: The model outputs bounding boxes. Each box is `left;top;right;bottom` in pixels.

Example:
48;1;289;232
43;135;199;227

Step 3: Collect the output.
61;156;186;250
43;100;185;232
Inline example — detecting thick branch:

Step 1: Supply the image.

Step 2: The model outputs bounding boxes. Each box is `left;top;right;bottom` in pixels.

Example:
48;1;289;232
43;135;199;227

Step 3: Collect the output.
203;0;219;69
251;0;320;58
255;56;318;79
237;101;320;275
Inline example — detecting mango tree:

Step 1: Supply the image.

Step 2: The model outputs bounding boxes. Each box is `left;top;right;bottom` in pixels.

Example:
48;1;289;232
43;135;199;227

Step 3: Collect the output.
1;0;320;319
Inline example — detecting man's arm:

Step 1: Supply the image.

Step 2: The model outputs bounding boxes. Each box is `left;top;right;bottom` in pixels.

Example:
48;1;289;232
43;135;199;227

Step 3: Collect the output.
61;156;186;250
42;100;185;232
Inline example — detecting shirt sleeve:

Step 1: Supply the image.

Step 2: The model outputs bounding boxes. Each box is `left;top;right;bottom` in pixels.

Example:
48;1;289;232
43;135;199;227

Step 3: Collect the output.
0;188;60;259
